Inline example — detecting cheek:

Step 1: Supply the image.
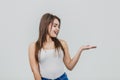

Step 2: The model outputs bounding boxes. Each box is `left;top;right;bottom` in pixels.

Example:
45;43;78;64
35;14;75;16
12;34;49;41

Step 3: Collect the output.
48;27;54;35
50;26;55;32
48;25;52;32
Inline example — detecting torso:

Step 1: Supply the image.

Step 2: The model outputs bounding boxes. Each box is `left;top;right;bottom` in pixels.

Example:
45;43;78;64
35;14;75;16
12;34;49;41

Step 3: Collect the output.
38;48;65;79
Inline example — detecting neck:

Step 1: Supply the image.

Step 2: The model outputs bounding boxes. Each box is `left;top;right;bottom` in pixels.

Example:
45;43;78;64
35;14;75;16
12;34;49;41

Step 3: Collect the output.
43;35;54;49
46;34;52;43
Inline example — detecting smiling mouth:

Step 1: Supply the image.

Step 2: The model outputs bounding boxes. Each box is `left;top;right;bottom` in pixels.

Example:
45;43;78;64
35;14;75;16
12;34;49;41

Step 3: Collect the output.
54;31;58;35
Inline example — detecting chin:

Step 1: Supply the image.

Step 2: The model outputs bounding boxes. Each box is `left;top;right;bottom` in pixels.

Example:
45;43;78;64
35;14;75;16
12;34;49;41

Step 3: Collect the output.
51;36;57;38
50;34;58;38
51;35;57;38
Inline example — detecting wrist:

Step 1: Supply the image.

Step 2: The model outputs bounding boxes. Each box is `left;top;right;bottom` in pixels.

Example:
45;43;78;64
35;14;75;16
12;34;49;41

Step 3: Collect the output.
79;47;83;52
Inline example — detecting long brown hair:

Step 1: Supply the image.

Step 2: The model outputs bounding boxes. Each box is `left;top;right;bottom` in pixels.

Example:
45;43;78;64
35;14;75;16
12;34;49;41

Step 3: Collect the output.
35;13;64;62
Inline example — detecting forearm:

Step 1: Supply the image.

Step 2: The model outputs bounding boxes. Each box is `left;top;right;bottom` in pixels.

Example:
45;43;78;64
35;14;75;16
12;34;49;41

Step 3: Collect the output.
32;67;42;80
68;48;83;70
34;74;41;80
33;72;42;80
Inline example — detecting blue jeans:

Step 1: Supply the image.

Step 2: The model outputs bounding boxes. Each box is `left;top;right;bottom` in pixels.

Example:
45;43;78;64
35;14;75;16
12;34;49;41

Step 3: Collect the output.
41;73;69;80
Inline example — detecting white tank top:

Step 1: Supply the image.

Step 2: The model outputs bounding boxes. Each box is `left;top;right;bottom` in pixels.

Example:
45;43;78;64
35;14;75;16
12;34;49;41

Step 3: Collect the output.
38;48;65;79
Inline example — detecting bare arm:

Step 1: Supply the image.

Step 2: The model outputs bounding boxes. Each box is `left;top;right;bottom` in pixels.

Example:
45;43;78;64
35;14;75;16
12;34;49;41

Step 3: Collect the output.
28;42;42;80
60;40;96;71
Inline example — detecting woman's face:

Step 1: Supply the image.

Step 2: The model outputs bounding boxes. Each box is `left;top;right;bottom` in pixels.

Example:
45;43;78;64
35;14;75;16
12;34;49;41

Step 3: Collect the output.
48;18;60;37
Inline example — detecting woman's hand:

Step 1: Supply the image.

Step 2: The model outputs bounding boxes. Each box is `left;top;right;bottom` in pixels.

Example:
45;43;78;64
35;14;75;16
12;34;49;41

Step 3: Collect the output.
80;45;97;51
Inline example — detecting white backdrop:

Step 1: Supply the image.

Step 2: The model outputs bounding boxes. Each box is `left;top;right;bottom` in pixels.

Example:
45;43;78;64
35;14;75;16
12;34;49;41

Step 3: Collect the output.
0;0;120;80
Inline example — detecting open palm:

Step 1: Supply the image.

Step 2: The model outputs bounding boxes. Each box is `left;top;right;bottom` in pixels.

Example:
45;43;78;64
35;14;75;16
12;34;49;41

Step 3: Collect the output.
80;45;97;51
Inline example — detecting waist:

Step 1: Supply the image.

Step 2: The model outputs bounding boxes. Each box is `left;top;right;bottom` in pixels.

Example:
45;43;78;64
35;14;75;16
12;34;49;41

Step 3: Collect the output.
41;72;68;80
39;63;64;79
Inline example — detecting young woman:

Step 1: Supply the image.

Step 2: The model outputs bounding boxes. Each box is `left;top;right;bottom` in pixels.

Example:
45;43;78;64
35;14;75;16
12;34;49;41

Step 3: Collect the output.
28;13;96;80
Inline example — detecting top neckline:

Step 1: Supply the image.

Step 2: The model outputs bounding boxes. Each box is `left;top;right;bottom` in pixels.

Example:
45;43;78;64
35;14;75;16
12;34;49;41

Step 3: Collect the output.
41;48;55;51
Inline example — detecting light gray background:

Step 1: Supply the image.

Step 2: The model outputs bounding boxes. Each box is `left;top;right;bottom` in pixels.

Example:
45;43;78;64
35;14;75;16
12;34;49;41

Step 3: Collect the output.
0;0;120;80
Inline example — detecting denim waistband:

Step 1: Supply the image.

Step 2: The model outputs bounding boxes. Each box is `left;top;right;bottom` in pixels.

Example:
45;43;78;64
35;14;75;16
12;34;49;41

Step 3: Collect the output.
41;72;68;80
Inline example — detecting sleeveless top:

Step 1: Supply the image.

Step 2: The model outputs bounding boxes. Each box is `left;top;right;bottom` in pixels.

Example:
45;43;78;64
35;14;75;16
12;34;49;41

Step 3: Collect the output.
38;48;65;79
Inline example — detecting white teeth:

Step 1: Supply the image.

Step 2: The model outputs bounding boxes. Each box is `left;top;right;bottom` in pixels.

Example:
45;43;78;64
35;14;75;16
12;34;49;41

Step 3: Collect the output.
54;31;56;34
54;31;58;35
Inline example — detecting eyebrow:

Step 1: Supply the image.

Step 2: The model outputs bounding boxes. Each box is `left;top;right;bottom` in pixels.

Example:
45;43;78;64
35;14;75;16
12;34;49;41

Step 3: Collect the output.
54;23;59;25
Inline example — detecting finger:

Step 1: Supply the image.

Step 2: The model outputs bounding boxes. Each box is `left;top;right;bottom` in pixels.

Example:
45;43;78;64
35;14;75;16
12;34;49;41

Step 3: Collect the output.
90;46;97;48
86;45;90;47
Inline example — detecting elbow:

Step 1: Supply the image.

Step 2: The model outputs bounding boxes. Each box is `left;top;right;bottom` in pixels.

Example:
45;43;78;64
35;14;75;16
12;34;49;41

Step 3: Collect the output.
68;68;73;71
67;66;74;71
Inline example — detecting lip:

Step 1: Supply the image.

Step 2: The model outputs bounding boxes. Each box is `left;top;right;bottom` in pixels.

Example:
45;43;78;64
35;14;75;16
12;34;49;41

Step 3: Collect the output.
54;31;58;35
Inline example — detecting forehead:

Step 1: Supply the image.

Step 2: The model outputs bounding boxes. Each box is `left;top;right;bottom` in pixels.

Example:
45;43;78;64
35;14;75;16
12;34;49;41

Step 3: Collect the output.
53;18;59;25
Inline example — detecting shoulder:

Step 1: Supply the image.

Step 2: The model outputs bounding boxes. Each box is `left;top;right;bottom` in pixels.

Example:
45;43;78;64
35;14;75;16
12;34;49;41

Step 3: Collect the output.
59;39;69;55
59;39;68;48
28;42;36;54
29;42;36;49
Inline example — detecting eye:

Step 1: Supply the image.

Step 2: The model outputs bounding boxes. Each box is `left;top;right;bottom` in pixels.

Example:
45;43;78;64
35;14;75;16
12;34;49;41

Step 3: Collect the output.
53;24;57;27
54;25;57;27
53;23;60;28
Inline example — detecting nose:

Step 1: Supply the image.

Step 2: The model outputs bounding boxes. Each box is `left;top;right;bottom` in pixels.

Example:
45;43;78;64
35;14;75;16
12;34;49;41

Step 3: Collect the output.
56;27;60;31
